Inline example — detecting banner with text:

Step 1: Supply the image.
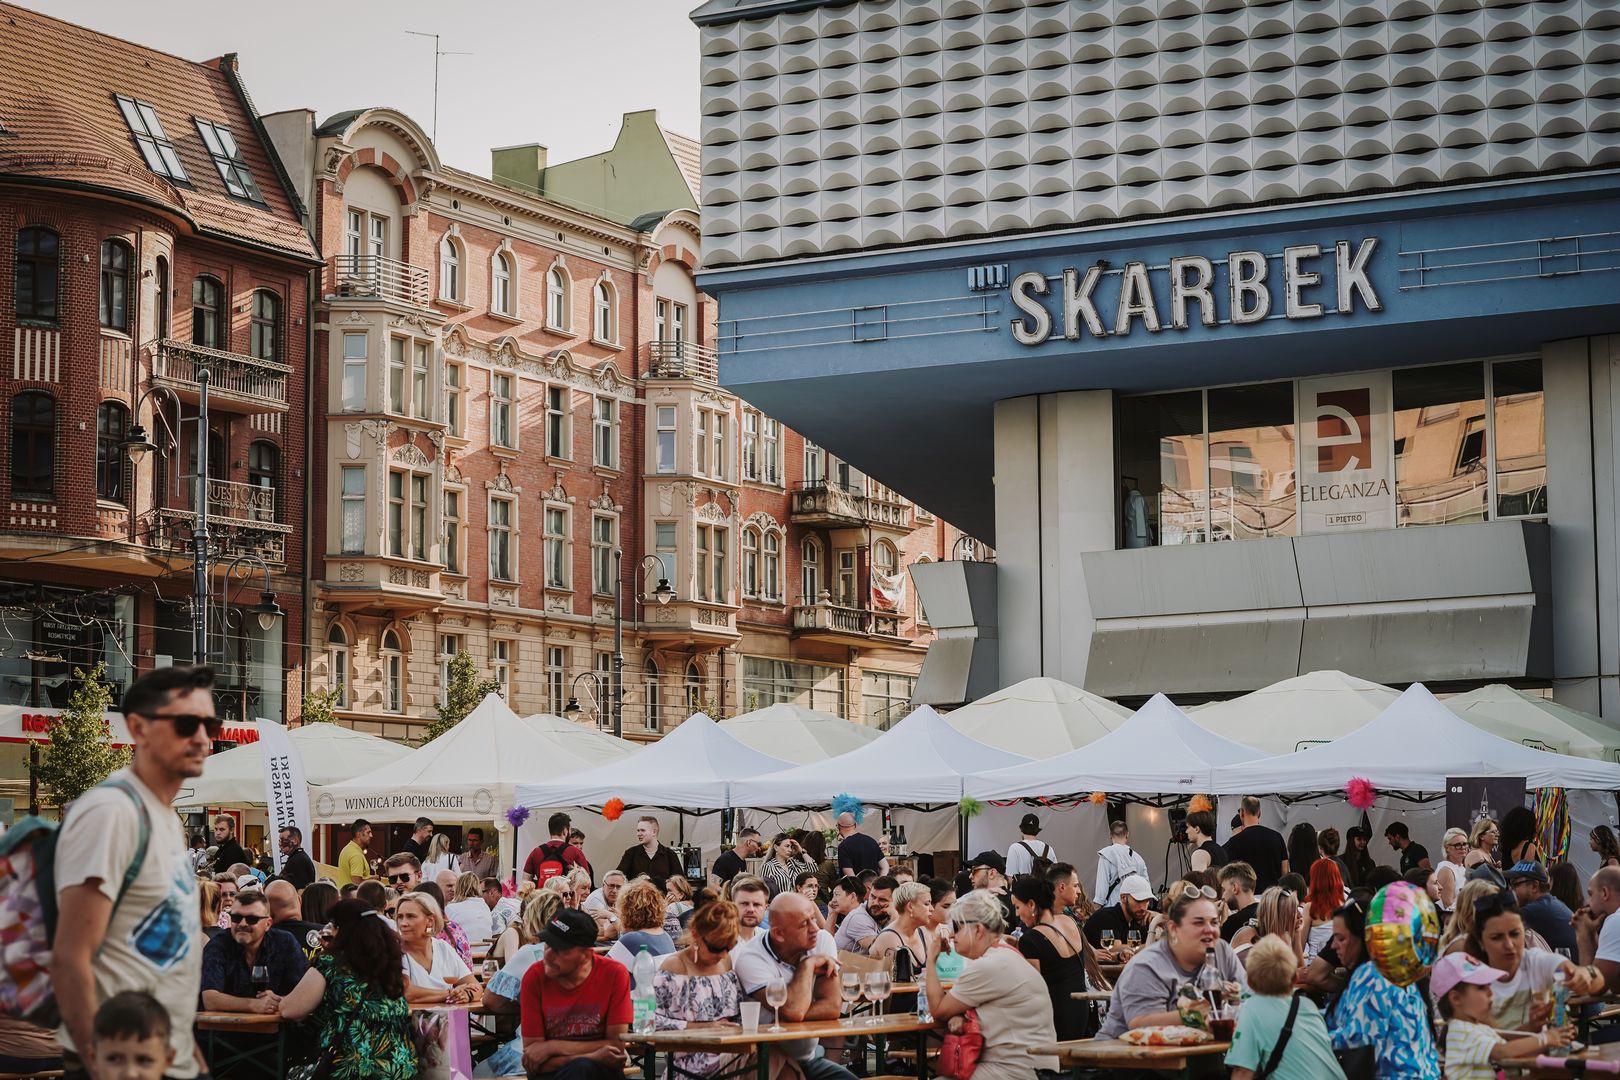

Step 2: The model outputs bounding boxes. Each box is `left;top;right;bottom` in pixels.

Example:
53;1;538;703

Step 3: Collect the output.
1296;371;1395;534
256;718;310;873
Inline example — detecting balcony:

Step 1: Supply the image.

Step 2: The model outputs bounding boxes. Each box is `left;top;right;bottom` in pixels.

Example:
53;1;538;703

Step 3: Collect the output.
789;481;912;531
320;555;444;614
327;254;431;308
150;340;291;412
645;339;719;382
149;480;292;566
792;599;904;644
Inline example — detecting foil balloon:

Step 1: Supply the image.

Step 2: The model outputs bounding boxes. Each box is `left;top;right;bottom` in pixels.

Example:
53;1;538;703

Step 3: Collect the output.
1365;880;1440;988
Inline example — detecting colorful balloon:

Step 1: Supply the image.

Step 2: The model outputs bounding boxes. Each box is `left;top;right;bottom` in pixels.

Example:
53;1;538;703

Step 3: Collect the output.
1365;880;1440;988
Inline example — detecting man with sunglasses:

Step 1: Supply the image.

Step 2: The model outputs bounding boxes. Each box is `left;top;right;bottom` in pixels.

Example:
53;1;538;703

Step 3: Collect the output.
276;826;317;890
384;851;423;894
54;664;218;1080
200;887;309;1013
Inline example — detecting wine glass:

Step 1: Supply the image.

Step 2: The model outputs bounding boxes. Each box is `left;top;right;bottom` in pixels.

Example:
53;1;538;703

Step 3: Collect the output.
1126;930;1142;952
766;976;788;1033
864;970;891;1026
1100;929;1116;955
481;959;499;982
839;971;863;1025
250;964;269;997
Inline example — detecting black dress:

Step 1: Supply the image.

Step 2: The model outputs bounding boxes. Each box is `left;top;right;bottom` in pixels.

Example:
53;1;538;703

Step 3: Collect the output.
1017;923;1094;1039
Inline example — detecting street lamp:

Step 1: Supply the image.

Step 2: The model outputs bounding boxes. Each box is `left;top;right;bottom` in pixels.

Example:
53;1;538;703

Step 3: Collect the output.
561;671;607;726
611;551;677;738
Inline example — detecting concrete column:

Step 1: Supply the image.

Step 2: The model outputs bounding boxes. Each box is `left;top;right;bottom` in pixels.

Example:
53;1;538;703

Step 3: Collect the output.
994;397;1042;684
1545;337;1601;712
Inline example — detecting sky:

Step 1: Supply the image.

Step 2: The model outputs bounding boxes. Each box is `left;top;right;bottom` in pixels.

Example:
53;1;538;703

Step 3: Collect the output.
40;0;704;177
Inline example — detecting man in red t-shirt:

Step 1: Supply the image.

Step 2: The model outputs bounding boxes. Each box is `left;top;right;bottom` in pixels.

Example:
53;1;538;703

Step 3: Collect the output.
520;908;632;1080
524;812;590;886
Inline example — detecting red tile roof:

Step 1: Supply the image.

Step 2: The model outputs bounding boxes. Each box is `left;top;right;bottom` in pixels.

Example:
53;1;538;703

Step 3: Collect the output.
0;2;317;262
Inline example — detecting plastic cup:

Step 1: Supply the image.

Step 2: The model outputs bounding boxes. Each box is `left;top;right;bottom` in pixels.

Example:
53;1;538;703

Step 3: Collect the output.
739;1001;761;1030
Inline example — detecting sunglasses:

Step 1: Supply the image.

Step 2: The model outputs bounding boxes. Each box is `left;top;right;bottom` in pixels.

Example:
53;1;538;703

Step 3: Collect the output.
384;907;397;918
229;913;267;926
144;712;223;739
1173;883;1219;901
1473;893;1518;919
389;873;415;884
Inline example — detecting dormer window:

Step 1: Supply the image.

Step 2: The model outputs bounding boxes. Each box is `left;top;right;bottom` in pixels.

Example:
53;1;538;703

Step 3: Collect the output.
115;95;187;181
195;120;263;203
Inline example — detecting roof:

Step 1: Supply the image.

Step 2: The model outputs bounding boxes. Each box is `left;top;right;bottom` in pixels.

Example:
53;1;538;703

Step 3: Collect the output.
0;2;316;261
661;126;702;201
689;0;830;26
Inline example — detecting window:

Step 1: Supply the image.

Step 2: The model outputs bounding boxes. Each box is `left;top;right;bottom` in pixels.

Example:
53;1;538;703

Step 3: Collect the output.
345;209;363;258
592;514;615;594
711;412;727;480
547;646;566;715
543;387;567;458
687;661;704;711
593;397;616;468
381;629;403;713
1116;391;1206;545
697;524;727;603
341;332;366;411
247;441;278;522
249;290;279;361
411;341;429;420
410;474;429;560
761;418;781;484
547;267;569;329
154;256;170;339
862;671;916;730
443;488;463;573
742;529;760;598
95;401;129;503
490;496;514;580
369;217;387;260
340;466;365;553
99;240;131;330
656;406;677;473
696;411;709;475
388;338;406;413
801;538;821;602
191;276;224;349
1207;383;1296;541
837;550;857;605
654;299;689;344
874;539;898;576
654;521;677;585
696;525;710;601
388;471;406;557
742;412;758;481
491;252;513;316
439;236;460;300
593;280;616;342
115;95;186;181
14;227;58;322
491;373;514;449
439;634;461;706
763;532;781;600
195;119;262;203
492;639;512;699
328;624;351;709
741;656;844;716
1494;358;1547;517
645;659;662;731
1394;363;1487;528
804;440;825;484
545;506;568;589
10;391;54;498
444;362;464;437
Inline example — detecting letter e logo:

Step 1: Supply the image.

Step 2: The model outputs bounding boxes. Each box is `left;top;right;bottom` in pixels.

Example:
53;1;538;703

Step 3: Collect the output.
1315;388;1371;472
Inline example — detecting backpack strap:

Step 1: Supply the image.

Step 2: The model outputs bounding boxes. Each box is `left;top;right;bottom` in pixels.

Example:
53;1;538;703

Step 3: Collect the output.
99;779;153;921
1254;990;1304;1080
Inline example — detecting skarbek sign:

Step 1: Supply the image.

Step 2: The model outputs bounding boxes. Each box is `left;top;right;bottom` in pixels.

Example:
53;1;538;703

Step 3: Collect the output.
1008;237;1381;345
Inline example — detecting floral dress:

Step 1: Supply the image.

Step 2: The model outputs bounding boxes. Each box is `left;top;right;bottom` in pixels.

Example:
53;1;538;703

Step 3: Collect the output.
440;920;473;966
312;953;417;1080
1327;960;1440;1080
654;967;748;1079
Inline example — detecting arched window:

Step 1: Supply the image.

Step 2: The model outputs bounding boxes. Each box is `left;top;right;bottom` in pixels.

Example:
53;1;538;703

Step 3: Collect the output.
14;227;59;322
10;391;55;498
154;255;171;339
686;660;703;713
491;251;513;316
593;280;616;343
247;440;278;522
800;537;821;604
327;623;350;709
874;539;898;575
381;628;403;713
741;527;760;598
763;532;781;601
191;275;224;348
99;239;131;331
645;659;661;731
547;266;570;329
95;401;129;504
439;236;460;301
249;289;280;362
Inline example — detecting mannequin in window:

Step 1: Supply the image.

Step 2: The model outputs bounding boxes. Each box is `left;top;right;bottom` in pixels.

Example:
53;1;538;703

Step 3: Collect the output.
1122;482;1152;549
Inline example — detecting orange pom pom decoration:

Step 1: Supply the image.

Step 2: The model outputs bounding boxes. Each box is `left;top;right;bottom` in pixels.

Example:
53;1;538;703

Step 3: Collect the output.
603;797;625;821
1088;791;1108;805
1188;795;1213;815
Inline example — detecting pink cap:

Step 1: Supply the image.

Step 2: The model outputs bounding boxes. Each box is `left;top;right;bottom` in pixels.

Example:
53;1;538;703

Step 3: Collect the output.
1431;953;1507;1000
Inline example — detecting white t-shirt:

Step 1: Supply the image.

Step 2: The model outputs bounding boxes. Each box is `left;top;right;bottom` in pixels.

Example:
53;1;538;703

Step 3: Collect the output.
403;937;473;990
1596;911;1620;965
491;895;521;935
1489;947;1564;1030
422;854;458;881
1095;844;1149;907
445;897;494;942
1434;861;1464;910
1004;839;1054;878
53;769;201;1077
732;929;838;1061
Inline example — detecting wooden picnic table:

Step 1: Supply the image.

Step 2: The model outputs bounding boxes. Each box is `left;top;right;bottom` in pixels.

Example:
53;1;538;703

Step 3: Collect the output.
1499;1039;1620;1074
195;1011;288;1079
626;1011;940;1080
1036;1036;1230;1077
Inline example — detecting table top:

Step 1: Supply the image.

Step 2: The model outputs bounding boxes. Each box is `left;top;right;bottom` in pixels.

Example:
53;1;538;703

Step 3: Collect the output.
1070;990;1114;1002
195;1011;283;1033
1500;1041;1620;1068
1034;1037;1230;1066
625;1012;938;1048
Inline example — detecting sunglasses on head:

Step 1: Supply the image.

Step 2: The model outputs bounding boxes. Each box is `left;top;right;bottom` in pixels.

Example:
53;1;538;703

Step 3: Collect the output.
389;873;414;884
1173;883;1219;901
144;711;223;739
229;913;267;926
1474;892;1518;919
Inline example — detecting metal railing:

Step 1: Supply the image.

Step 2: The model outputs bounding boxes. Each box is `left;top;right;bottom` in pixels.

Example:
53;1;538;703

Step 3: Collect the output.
792;600;904;638
174;477;282;528
328;254;431;307
646;339;719;382
151;339;290;408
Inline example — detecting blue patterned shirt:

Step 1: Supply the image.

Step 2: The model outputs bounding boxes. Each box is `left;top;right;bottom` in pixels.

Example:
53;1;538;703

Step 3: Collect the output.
1327;961;1440;1079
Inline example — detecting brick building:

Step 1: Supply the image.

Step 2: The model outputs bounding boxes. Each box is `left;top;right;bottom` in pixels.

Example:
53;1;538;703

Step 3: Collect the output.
265;105;975;742
0;3;318;801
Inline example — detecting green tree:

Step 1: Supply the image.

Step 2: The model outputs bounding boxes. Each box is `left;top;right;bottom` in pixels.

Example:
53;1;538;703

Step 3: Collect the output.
422;650;500;743
33;662;130;805
299;685;342;725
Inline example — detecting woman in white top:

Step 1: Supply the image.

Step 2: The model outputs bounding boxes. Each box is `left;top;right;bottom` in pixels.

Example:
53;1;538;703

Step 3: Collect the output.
396;891;480;1005
444;871;494;943
421;833;458;881
1435;827;1469;914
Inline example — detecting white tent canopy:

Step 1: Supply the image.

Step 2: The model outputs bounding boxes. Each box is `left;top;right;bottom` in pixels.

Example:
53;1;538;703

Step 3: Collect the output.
514;713;791;811
522;712;641;754
946;676;1130;757
728;704;1029;808
1209;684;1620;794
721;703;882;764
1189;670;1399;756
1444;685;1620;761
312;695;637;823
968;693;1262;800
175;724;411;810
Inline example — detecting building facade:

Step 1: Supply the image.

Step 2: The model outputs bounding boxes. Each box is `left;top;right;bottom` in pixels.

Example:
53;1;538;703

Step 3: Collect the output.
693;0;1620;714
265;106;966;742
0;4;317;802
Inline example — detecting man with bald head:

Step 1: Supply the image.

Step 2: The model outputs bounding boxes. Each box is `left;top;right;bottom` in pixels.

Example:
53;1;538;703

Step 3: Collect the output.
435;869;458;894
1576;866;1620;992
732;893;853;1080
265;879;324;957
835;811;884;878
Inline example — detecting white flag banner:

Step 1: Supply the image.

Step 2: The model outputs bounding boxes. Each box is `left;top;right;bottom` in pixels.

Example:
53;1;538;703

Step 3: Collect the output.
256;718;310;874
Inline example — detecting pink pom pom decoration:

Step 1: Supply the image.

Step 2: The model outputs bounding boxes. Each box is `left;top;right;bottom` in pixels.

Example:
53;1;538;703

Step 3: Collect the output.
1346;776;1378;811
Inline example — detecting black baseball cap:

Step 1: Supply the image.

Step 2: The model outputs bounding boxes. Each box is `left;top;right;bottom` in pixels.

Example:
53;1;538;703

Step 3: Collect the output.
968;850;1006;874
1019;813;1042;834
539;908;598;950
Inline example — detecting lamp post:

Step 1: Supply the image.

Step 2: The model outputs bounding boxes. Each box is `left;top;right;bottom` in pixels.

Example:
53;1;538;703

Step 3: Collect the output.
611;551;674;738
560;671;608;726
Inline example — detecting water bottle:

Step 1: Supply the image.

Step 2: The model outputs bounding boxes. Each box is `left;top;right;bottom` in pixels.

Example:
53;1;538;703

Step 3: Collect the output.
1551;966;1570;1057
1198;947;1223;1010
632;947;657;1035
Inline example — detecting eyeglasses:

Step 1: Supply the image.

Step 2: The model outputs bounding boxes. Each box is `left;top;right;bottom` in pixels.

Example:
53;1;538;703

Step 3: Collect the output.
229;913;267;926
1173;883;1219;901
142;712;223;739
1446;842;1469;849
388;873;415;884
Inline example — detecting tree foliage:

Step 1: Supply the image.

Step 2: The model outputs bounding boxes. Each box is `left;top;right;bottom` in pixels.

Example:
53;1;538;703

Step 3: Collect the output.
33;662;130;805
300;685;342;725
423;650;501;744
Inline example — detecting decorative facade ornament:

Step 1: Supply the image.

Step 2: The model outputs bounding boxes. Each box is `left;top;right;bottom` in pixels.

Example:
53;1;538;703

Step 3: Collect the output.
388;312;436;334
744;510;781;532
339;563;363;581
340;310;369;325
541;472;573;504
547;596;570;613
426;429;444;449
392;443;430;466
412;570;431;589
442;580;465;600
444;463;463;484
491;587;517;606
439;614;469;627
486;470;518;494
388;566;408;585
696;502;730;523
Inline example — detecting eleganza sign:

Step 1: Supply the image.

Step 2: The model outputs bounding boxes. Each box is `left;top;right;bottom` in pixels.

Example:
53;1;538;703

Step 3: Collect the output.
1008;238;1381;345
1296;372;1394;533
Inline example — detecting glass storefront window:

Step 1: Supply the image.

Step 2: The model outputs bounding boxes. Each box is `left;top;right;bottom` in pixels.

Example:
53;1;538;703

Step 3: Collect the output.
1392;363;1487;528
1492;358;1548;518
1208;383;1296;541
0;584;133;707
1117;391;1205;546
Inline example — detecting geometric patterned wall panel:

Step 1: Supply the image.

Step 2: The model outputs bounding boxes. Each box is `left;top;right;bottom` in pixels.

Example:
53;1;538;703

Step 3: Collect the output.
697;0;1620;267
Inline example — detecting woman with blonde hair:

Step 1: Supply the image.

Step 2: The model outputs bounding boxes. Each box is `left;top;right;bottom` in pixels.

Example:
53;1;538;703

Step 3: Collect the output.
444;870;494;942
1232;886;1305;962
654;899;752;1079
1440;879;1502;957
198;879;224;941
396;891;480;1005
606;879;676;965
491;888;559;964
1466;817;1500;869
1435;827;1469;914
421;832;457;880
481;891;566;1076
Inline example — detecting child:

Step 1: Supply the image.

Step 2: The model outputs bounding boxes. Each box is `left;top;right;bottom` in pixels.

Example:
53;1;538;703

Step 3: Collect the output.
1434;953;1572;1079
1225;935;1345;1080
92;991;175;1080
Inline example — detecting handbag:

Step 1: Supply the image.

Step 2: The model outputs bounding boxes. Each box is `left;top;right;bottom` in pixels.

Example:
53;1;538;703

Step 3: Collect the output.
938;1009;984;1079
1325;988;1377;1080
